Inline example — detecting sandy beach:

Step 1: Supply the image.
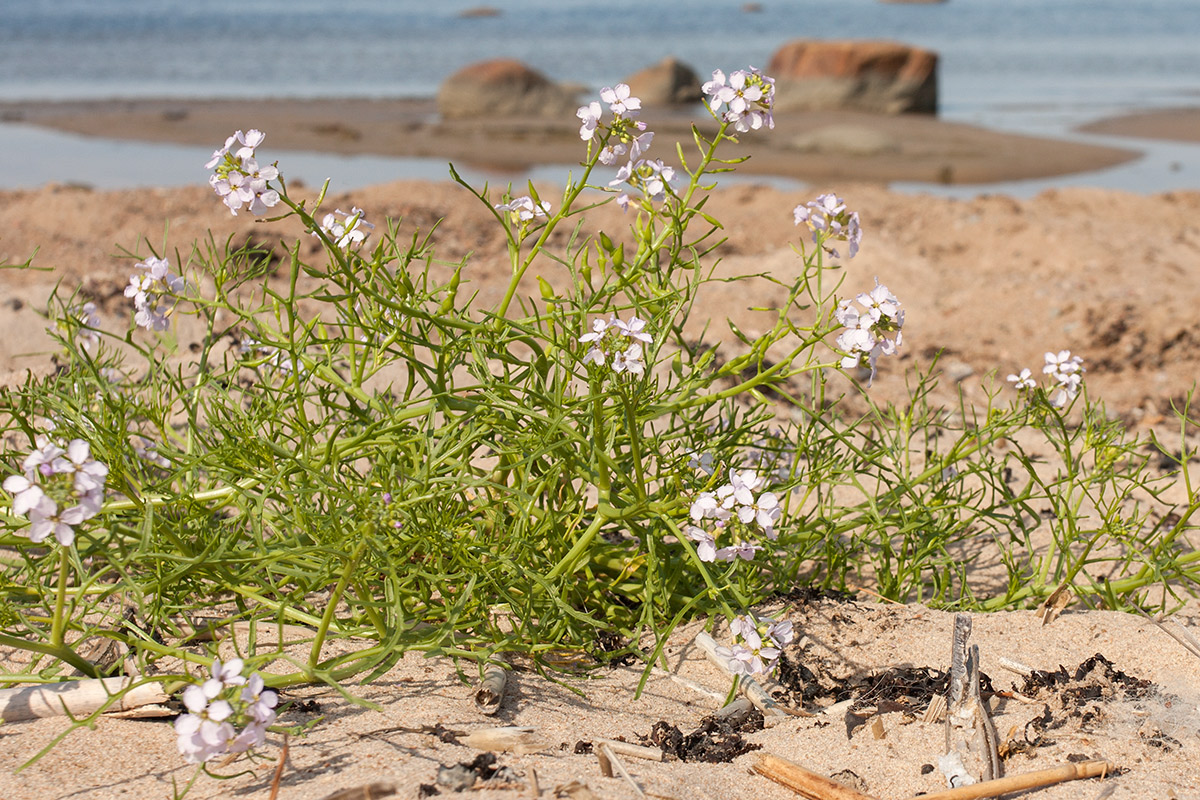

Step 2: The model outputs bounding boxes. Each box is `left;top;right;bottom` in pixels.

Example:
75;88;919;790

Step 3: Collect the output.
2;99;1200;799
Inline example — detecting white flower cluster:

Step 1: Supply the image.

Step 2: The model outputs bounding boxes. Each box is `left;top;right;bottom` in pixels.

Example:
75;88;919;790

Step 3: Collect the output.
493;196;551;223
577;83;654;166
835;279;904;385
175;658;278;764
124;256;184;331
794;194;862;259
717;614;794;676
702;68;776;133
3;436;108;547
610;158;677;212
579;315;652;377
205;129;280;216
1008;350;1086;408
316;206;374;250
686;468;780;562
73;301;101;351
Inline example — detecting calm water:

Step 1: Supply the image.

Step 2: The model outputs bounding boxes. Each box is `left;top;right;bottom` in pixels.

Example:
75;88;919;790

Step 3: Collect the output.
2;0;1199;193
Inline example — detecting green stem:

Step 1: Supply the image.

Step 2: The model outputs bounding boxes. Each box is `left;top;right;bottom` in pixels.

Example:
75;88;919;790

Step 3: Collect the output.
544;512;613;582
309;532;372;671
0;632;101;679
50;548;69;647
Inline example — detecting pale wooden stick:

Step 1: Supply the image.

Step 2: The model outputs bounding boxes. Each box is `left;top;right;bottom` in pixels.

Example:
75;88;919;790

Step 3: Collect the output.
996;656;1033;677
752;753;881;800
474;661;507;716
595;738;665;762
694;632;788;720
665;672;727;704
906;760;1114;800
0;677;168;722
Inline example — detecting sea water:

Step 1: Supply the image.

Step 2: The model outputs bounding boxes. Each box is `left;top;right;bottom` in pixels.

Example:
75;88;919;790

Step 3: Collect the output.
1;0;1199;193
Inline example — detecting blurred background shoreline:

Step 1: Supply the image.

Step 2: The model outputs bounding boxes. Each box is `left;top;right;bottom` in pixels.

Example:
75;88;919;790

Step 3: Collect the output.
1;0;1199;196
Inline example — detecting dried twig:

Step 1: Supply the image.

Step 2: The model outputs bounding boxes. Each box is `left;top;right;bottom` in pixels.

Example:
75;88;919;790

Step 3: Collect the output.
316;783;397;800
0;677;168;722
1145;611;1200;661
595;738;665;762
268;734;289;800
599;743;647;799
752;753;880;800
906;760;1114;800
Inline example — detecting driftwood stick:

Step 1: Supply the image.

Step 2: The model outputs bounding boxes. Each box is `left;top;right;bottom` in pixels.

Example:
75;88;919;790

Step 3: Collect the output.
0;677;168;722
595;738;665;762
907;760;1114;800
752;753;881;800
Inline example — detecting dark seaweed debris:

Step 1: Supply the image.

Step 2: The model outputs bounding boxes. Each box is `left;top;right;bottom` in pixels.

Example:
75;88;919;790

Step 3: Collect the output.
645;708;764;762
773;651;993;715
1019;653;1154;701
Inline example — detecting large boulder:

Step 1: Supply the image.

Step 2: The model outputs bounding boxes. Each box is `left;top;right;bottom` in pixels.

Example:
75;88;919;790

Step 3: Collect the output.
437;59;579;120
621;57;704;106
767;40;938;114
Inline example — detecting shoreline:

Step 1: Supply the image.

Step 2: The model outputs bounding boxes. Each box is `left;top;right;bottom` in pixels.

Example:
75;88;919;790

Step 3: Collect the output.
0;96;1143;187
1078;106;1200;144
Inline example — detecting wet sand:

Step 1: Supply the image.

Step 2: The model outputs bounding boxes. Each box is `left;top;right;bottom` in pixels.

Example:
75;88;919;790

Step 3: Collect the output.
0;96;1140;186
1080;106;1200;144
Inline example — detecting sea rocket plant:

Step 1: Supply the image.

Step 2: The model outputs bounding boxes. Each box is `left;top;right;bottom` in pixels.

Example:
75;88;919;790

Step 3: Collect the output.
794;194;862;259
124;255;184;331
1008;350;1086;407
609;158;678;212
577;83;654;166
579;315;653;377
717;614;794;676
686;468;781;562
175;658;278;764
2;436;108;547
702;68;776;132
494;196;551;222
206;129;280;216
317;207;374;250
834;279;904;385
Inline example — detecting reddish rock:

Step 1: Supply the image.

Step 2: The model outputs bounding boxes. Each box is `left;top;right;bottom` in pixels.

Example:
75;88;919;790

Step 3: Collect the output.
621;57;703;107
437;59;579;120
767;40;938;114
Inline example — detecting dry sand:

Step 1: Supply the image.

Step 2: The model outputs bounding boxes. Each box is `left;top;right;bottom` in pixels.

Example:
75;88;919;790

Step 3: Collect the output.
2;102;1200;799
